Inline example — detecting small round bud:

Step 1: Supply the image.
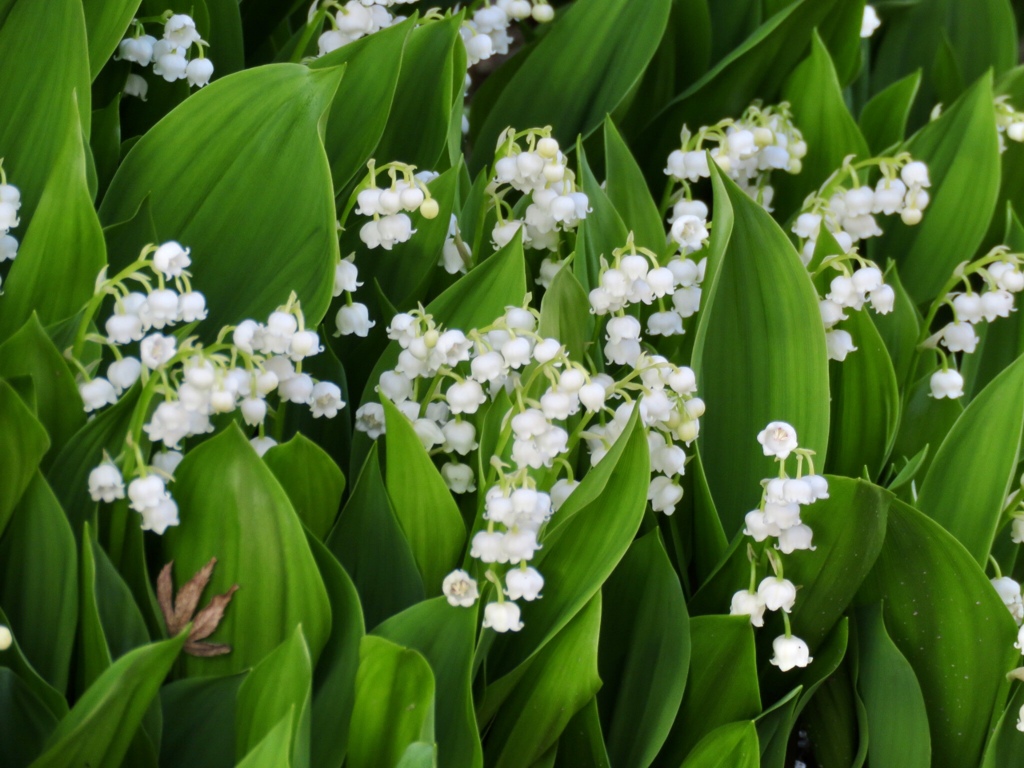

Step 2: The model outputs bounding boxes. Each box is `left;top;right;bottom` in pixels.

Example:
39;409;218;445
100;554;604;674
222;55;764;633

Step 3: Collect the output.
537;137;559;159
419;198;440;219
532;3;554;22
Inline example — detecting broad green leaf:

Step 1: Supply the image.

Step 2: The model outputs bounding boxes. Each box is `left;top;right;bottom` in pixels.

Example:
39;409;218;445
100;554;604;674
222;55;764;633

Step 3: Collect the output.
861;498;1018;768
489;408;648;677
0;103;106;341
855;603;931;768
0;473;76;695
163;425;332;676
160;674;245;768
328;443;425;631
374;598;482;768
694;162;830;534
916;354;1024;563
99;64;345;333
872;264;921;388
774;31;870;219
871;0;1016;128
538;264;593;365
603;118;665;252
307;534;364;768
373;13;462;171
311;18;412;191
0;315;84;467
236;711;295;768
598;530;688;768
981;684;1024;768
800;659;865;767
484;594;603;768
886;73;1001;303
381;396;467;594
639;0;837;175
204;0;245;77
0;603;68;722
826;311;900;478
658;616;760;765
30;632;186;768
0;0;90;224
0;668;60;768
858;70;922;154
0;380;49;537
235;626;312;766
346;636;436;768
471;0;672;170
264;434;346;541
679;721;759;768
556;698;611;768
81;0;141;78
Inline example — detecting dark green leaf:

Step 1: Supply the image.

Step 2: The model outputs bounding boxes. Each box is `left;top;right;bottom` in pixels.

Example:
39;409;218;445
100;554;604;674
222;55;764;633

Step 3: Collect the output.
538;264;592;365
678;721;759;768
603;118;665;252
0;380;49;538
160;674;245;768
858;70;922;154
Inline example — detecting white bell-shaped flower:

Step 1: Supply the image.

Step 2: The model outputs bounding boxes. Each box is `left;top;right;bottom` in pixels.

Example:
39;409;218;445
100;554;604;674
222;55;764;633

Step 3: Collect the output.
107;357;142;394
770;635;813;671
758;576;797;612
442;462;476;494
777;524;816;554
442;570;479;607
186;58;214;88
123;73;149;101
128;475;168;512
335;302;375;337
88;463;126;503
140;333;177;369
826;329;857;361
757;421;799;459
940;321;979;353
929;369;964;399
140;494;180;534
79;377;118;412
730;589;767;627
164;14;202;47
506;567;544;601
483;601;524;632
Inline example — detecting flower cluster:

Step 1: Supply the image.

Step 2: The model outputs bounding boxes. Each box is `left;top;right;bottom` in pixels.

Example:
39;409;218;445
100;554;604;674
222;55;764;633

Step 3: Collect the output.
793;155;930;264
0;161;21;270
924;247;1024;399
587;236;707;340
460;0;554;67
993;96;1024;152
730;421;827;672
314;0;415;56
488;129;590;260
353;161;439;250
357;297;703;631
665;102;806;212
116;12;214;101
80;242;344;534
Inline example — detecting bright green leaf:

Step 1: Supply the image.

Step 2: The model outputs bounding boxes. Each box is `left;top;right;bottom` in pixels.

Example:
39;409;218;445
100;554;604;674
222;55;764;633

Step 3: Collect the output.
264;434;346;541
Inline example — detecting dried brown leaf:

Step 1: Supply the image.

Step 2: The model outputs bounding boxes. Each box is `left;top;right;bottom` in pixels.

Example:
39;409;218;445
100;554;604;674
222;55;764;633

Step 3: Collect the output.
157;558;240;658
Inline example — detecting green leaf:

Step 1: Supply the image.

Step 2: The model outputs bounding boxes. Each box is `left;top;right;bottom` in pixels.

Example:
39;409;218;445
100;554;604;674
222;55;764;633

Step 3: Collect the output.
163;425;332;676
708;0;762;66
981;683;1024;768
639;0;837;174
598;530;688;768
574;142;630;292
916;354;1024;563
871;0;1016;129
886;73;1001;303
380;396;467;594
30;632;186;768
872;263;921;388
556;698;611;768
235;626;312;766
99;64;345;333
346;636;436;768
801;658;866;767
471;0;672;170
858;70;922;154
855;603;931;768
774;31;870;218
603;118;665;252
0;603;68;722
826;311;901;478
489;407;649;677
373;13;462;171
0;380;49;538
204;0;244;77
0;0;90;224
328;443;425;631
861;498;1018;768
311;18;412;191
374;598;482;768
0;103;106;341
307;533;364;768
0;473;76;696
658;616;760;765
160;674;245;768
0;316;84;469
236;711;296;768
693;162;830;534
538;264;593;366
0;668;60;768
91;94;122;196
81;0;140;79
484;594;603;768
263;434;346;541
679;721;760;768
890;372;962;480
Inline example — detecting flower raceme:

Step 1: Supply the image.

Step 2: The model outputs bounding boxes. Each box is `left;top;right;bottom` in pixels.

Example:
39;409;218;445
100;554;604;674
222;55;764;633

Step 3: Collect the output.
115;11;214;100
78;243;345;534
731;421;823;672
356;300;703;633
